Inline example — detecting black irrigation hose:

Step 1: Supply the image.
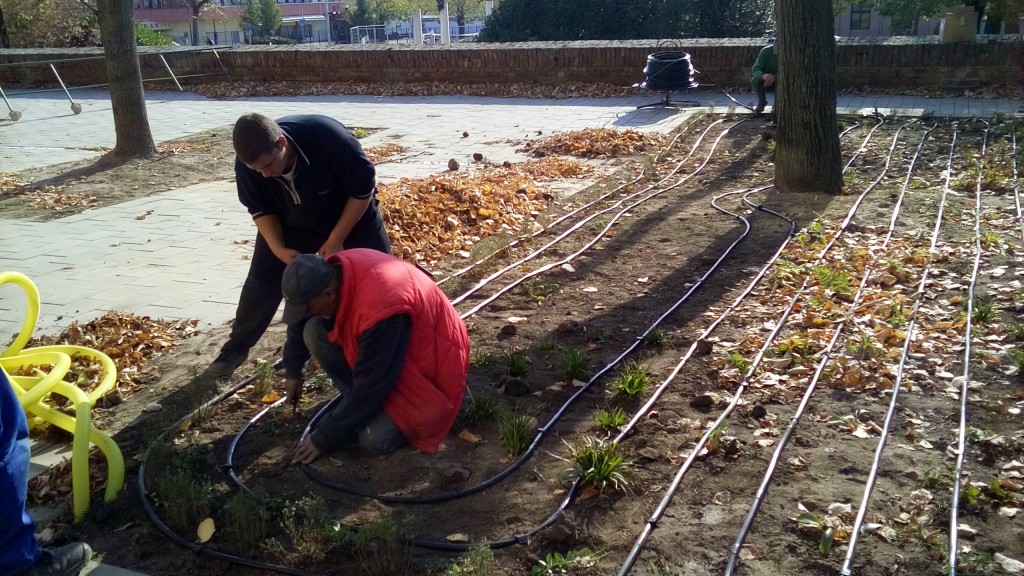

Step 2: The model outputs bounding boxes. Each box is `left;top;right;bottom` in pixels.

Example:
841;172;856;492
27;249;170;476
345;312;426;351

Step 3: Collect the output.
616;186;797;576
948;120;989;575
449;118;730;308
839;123;961;575
436;115;707;288
724;122;938;575
434;113;712;286
224;119;744;504
223;129;772;558
467;185;769;554
620;118;893;575
457;118;749;319
436;114;708;289
156;117;875;570
134;361;332;576
237;120;761;502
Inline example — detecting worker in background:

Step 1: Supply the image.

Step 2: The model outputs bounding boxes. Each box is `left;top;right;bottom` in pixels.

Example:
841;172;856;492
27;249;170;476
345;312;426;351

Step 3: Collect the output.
751;38;778;115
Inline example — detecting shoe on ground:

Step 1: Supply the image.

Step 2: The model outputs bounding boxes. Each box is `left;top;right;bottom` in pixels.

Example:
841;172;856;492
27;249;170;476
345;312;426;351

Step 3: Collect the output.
201;351;248;380
19;542;93;576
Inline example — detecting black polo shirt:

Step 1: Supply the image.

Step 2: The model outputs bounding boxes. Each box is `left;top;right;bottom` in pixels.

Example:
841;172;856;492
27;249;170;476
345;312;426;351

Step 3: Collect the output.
235;114;380;239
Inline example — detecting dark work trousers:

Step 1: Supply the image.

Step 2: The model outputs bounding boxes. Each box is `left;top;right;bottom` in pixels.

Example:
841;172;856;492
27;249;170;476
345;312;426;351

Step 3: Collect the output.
1;371;40;574
751;76;776;109
303;317;405;454
221;209;391;380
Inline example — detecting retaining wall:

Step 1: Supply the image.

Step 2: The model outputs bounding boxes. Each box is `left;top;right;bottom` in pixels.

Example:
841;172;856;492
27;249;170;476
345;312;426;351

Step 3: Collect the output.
0;37;1020;92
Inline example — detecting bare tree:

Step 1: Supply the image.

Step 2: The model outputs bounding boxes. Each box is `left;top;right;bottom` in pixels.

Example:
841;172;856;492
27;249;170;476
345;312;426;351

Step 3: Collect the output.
774;0;843;195
97;0;156;161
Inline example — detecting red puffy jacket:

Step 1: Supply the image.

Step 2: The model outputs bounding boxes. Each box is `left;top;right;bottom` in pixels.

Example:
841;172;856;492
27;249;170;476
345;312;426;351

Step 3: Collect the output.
326;249;469;453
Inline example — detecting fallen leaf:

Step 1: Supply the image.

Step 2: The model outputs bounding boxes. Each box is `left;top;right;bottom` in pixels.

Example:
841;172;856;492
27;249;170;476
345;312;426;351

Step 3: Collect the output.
458;429;483;444
197;518;216;543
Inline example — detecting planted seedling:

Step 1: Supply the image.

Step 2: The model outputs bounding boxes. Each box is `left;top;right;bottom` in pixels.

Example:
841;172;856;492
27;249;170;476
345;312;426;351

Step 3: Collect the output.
971;298;996;324
222;490;272;553
519;280;561;303
253;358;275;396
611;360;650;399
469;349;495;367
642;328;667;347
447;543;496;576
159;470;212;533
263;497;334;565
726;351;751;373
775;336;812;361
566;436;629;493
1007;322;1024;342
981;231;1002;249
337;516;412;576
500;347;530;377
846;335;884;361
463;390;503;424
813;264;853;299
499;413;533;457
556;346;590;381
595;407;627;430
768;259;803;288
531;548;601;575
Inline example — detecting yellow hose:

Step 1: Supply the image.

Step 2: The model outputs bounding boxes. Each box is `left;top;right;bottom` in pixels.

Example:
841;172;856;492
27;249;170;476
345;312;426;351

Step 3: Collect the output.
0;271;39;358
1;271;125;519
1;351;71;409
28;345;118;406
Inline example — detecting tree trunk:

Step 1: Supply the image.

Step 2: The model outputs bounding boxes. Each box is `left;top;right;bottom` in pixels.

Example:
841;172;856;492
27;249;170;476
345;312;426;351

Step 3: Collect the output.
0;6;9;48
191;7;200;46
97;0;157;161
774;0;843;195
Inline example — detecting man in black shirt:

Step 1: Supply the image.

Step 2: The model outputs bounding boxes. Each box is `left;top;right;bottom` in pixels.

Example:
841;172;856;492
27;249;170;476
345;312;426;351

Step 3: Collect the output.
202;113;392;392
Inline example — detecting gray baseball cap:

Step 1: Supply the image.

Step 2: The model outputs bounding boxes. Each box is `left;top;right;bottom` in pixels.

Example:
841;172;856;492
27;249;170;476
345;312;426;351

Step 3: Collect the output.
281;254;336;325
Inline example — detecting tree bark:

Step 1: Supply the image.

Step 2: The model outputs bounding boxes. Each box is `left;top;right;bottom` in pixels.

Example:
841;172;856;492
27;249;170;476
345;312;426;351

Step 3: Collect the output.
97;0;157;161
774;0;843;195
0;6;10;48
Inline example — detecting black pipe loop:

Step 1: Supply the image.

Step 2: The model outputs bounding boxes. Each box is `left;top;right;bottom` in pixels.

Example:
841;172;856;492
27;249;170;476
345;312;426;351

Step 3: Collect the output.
640;51;698;92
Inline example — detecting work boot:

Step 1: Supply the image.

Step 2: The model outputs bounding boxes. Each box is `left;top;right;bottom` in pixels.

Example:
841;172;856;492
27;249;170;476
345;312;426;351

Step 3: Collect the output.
201;350;248;380
753;102;766;115
19;542;93;576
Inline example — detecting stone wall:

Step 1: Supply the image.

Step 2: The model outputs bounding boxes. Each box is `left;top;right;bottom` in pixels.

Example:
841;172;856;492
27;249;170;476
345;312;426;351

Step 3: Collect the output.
0;37;1020;92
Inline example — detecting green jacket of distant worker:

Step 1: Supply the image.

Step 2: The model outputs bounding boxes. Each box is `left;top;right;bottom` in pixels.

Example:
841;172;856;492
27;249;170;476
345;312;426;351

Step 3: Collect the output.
750;44;778;113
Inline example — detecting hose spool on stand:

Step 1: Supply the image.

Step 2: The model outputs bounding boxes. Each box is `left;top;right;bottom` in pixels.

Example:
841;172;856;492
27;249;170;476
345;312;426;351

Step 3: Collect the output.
635;41;700;110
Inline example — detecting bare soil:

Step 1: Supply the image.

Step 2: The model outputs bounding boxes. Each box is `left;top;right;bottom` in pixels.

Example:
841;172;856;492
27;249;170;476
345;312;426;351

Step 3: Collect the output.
7;115;1024;576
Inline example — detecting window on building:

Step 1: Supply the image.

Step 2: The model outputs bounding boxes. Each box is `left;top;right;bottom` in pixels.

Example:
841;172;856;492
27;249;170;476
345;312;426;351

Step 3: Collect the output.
850;3;872;30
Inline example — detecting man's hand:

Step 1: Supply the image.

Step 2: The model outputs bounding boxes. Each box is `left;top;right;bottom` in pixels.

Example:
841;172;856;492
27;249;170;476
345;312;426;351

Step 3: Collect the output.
284;377;303;410
273;247;300;265
317;240;345;258
291;435;322;465
762;73;775;87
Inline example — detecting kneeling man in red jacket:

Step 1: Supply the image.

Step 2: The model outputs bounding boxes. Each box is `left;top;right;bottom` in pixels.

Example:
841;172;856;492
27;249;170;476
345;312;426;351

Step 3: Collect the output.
282;250;469;464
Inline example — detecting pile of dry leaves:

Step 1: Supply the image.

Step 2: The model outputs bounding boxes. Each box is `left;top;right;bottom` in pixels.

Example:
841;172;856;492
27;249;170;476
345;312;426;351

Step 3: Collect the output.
184;81;637;100
28;311;200;398
364;143;409;164
519;128;667;159
379;157;591;265
0;172;26;195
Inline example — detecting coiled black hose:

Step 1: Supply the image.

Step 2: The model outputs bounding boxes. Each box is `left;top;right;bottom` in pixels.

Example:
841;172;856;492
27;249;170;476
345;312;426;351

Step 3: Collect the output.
640;51;699;92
